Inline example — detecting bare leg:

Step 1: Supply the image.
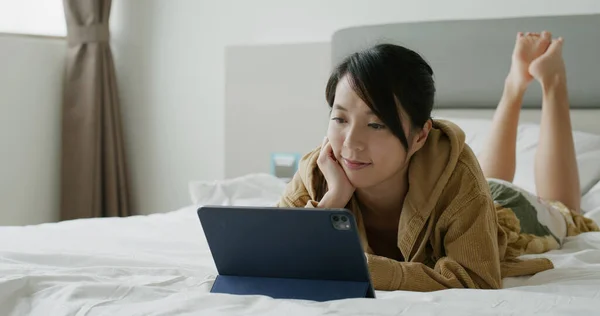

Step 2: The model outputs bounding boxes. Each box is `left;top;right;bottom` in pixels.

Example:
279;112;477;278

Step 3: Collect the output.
480;32;551;182
479;80;524;182
530;37;581;212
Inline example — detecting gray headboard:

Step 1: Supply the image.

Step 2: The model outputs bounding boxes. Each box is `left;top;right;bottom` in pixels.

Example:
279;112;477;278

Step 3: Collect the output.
332;14;600;109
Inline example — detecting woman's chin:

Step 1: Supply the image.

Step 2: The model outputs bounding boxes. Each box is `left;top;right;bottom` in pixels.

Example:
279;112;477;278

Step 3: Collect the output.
346;174;376;190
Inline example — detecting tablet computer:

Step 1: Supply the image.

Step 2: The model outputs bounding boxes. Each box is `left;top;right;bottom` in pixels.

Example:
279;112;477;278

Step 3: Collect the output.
197;206;375;301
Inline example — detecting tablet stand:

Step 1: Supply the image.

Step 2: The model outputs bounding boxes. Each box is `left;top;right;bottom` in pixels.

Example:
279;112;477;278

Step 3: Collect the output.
212;275;374;301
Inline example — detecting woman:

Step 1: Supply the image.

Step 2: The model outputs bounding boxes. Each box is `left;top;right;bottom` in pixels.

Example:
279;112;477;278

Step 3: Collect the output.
277;31;598;291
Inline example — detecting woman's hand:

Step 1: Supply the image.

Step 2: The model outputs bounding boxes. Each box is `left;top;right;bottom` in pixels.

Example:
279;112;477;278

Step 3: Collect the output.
316;137;355;208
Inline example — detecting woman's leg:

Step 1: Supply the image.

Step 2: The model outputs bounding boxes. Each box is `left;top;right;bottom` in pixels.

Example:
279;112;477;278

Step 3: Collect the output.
530;37;581;212
479;81;523;182
480;32;551;182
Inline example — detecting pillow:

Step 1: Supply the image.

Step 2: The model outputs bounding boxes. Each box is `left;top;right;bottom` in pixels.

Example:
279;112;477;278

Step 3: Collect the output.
189;173;287;207
583;180;600;214
439;117;600;200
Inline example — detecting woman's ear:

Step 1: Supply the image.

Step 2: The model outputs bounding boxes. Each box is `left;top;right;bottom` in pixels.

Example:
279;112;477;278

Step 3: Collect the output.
409;119;432;154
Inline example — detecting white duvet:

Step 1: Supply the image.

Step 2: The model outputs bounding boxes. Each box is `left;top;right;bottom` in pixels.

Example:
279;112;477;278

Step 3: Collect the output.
2;200;600;316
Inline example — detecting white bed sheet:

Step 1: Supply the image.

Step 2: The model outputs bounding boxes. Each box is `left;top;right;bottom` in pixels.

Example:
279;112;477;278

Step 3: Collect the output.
2;200;600;316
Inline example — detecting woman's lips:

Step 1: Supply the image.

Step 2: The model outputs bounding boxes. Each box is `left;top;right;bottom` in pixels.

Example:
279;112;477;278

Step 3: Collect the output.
342;158;372;170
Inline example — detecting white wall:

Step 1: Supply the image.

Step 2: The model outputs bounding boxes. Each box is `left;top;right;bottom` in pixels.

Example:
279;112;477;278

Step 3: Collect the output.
0;34;65;225
112;0;600;215
1;0;599;222
225;43;331;179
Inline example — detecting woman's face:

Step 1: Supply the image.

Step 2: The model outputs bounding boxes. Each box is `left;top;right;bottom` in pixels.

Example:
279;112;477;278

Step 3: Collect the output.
327;76;418;189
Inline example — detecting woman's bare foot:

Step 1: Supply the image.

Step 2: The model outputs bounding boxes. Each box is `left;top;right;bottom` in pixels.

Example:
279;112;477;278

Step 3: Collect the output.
509;31;552;91
529;37;567;89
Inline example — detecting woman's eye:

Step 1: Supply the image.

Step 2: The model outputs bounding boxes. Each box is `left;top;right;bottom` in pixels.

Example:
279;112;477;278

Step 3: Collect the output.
331;117;346;123
368;123;386;130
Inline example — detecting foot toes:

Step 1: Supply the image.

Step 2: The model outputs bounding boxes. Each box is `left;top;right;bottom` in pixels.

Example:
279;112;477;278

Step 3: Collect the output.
546;38;563;53
541;30;552;40
536;31;552;53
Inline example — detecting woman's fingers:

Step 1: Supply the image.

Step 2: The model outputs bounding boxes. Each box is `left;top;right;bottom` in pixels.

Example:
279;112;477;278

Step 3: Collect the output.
318;137;331;165
319;137;339;164
321;139;331;158
319;137;328;156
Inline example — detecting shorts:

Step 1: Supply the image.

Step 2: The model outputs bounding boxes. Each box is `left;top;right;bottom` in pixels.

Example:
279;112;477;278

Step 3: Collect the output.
487;178;574;247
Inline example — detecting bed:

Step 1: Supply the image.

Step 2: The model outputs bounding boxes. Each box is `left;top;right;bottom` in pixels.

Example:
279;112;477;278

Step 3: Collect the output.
4;14;600;316
2;165;600;315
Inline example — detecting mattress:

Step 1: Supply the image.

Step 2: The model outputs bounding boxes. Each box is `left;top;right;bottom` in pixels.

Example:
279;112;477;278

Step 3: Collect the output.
1;196;600;315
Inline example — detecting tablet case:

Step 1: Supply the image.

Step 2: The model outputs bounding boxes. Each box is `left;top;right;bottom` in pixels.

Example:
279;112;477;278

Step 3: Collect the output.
198;206;375;301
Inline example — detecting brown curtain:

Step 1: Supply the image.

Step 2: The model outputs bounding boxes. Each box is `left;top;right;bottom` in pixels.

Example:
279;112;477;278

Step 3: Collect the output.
61;0;131;220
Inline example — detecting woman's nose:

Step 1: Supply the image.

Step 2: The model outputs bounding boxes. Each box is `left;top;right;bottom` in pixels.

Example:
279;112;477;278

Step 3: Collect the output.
343;127;365;151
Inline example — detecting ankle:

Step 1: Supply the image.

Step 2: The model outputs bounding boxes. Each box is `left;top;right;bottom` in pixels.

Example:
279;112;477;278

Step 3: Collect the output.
503;76;528;101
541;76;569;107
541;73;567;93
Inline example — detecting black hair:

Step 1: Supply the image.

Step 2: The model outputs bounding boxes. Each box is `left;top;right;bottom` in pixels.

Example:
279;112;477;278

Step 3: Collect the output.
325;43;435;149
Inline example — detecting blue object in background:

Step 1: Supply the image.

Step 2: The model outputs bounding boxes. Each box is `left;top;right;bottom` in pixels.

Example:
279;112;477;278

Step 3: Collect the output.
270;152;301;181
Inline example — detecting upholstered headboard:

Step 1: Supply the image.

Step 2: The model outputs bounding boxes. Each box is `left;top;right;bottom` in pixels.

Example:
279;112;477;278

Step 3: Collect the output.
331;14;600;109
